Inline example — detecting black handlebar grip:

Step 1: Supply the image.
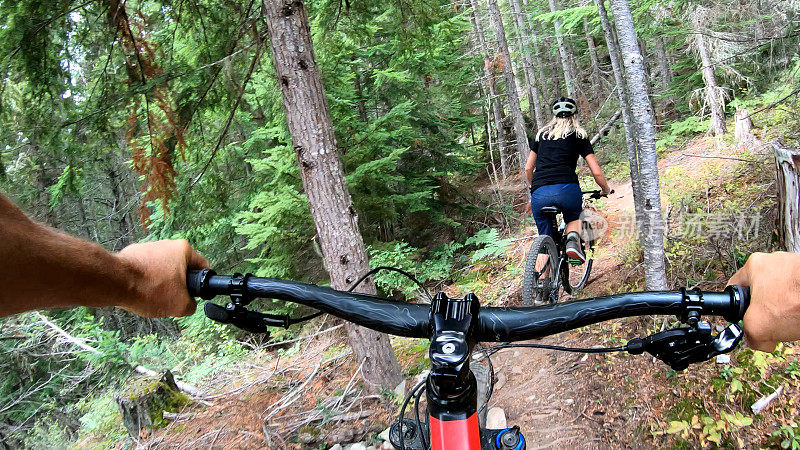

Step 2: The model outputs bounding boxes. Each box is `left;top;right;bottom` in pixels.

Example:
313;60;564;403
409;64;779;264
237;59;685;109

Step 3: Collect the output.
204;302;232;323
187;269;217;300
727;284;750;322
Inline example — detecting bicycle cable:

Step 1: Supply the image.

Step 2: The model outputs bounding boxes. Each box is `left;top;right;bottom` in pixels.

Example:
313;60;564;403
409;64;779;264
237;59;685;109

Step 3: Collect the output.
413;376;429;450
398;378;427;449
474;342;627;360
348;266;433;301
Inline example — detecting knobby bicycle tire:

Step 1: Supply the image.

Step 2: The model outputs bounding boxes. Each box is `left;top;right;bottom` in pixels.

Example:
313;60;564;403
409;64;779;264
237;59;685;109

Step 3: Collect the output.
522;235;559;306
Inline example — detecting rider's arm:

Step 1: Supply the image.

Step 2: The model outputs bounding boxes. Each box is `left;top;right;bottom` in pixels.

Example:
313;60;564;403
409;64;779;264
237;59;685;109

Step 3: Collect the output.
727;252;800;352
584;154;611;194
524;151;537;185
0;193;209;318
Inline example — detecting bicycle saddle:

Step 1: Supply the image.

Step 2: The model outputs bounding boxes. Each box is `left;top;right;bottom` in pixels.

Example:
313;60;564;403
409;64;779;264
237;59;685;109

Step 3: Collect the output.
539;206;561;215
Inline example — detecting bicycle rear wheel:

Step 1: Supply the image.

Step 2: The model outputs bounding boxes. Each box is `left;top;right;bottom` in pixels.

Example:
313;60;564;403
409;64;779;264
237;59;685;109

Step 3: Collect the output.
522;235;559;306
566;222;594;293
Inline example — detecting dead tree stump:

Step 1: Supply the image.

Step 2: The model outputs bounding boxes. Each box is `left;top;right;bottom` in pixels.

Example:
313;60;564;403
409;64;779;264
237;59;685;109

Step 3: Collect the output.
735;109;755;145
115;371;190;439
773;140;800;252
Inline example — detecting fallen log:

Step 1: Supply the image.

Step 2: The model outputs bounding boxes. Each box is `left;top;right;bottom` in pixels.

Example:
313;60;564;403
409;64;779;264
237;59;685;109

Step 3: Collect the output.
590;109;622;145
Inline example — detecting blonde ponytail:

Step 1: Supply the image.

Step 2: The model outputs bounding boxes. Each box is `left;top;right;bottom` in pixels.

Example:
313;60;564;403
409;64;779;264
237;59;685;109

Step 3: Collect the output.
536;116;587;141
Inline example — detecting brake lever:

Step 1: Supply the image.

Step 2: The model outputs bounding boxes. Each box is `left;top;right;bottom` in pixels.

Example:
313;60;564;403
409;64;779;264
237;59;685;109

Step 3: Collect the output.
626;322;744;371
205;302;284;334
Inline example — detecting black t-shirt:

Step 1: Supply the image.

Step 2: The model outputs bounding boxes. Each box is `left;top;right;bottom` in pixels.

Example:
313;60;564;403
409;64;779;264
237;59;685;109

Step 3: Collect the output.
529;132;594;193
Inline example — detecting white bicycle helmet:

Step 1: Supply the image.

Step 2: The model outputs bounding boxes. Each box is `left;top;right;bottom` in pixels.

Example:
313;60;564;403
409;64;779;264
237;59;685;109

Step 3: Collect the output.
552;97;577;118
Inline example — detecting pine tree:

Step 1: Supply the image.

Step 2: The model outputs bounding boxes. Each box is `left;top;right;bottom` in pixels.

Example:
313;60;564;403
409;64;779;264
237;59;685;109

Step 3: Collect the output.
470;1;511;178
485;0;532;172
691;5;727;136
595;0;642;238
607;0;668;290
508;0;546;128
262;0;403;391
549;0;578;96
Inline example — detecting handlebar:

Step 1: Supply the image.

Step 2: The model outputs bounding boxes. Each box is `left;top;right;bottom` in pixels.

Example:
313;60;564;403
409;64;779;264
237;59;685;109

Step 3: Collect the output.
188;269;749;343
582;189;614;200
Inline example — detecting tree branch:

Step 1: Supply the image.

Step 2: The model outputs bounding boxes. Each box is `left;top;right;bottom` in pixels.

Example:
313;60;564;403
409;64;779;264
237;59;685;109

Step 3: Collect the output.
188;39;262;191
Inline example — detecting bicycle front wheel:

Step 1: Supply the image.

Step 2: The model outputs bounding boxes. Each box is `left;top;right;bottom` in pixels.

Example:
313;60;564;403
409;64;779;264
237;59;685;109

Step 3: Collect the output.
522;235;559;306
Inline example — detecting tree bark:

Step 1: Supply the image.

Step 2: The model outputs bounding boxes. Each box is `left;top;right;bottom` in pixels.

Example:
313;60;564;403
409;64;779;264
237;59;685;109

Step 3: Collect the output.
509;0;546;128
263;0;402;391
485;0;532;173
115;371;189;439
773;140;800;252
584;16;604;98
595;0;644;238
692;6;726;136
470;3;510;178
353;73;368;123
590;109;621;145
608;0;668;290
105;154;134;250
548;0;577;97
734;109;755;146
520;0;551;101
654;35;674;112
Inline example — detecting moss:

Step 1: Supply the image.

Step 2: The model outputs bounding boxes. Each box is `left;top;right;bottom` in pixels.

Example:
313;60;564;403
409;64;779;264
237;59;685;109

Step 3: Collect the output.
298;425;320;437
666;397;705;422
168;424;186;434
121;375;191;430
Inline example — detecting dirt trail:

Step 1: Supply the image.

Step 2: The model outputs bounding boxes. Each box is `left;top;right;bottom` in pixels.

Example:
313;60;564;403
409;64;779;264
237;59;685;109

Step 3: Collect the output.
485;138;746;449
480;178;638;449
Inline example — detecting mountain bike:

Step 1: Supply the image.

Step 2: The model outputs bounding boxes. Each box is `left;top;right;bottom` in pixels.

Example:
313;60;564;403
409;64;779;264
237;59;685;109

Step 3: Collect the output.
187;268;749;450
522;189;613;306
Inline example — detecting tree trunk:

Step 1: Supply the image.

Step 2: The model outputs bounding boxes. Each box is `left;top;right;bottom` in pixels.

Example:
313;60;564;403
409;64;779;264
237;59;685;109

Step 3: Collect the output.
584;17;604;98
536;54;551;103
520;0;551;102
470;3;510;178
734;109;755;146
116;371;189;439
509;0;546;128
354;73;368;123
590;109;621;145
263;0;402;392
637;38;652;84
773;140;800;252
595;0;644;238
485;0;532;173
548;0;577;97
654;35;674;112
692;7;726;136
608;0;668;290
105;155;134;250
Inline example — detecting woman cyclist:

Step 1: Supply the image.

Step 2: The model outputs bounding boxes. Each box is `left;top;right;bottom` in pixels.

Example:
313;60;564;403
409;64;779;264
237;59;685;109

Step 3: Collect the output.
524;97;611;264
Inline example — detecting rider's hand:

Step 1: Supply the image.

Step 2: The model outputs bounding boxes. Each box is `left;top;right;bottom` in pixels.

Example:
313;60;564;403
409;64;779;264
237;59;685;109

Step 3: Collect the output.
727;251;800;352
115;239;210;318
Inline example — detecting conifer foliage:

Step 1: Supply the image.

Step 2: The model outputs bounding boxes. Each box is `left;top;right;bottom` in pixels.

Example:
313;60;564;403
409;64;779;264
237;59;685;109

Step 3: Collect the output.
0;0;798;445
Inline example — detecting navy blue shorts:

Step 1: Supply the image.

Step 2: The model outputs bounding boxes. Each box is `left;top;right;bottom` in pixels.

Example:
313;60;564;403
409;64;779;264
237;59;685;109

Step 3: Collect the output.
530;183;583;239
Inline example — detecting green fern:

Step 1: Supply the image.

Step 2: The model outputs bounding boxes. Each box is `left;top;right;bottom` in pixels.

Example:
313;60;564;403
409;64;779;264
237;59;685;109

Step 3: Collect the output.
465;228;513;263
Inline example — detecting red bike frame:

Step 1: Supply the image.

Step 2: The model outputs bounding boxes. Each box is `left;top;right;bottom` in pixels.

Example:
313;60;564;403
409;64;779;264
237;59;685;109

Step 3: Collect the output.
429;414;481;449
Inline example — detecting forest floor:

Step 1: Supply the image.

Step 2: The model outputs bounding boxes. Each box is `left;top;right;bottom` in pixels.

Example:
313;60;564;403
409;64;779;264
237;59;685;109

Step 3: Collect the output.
139;132;788;449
